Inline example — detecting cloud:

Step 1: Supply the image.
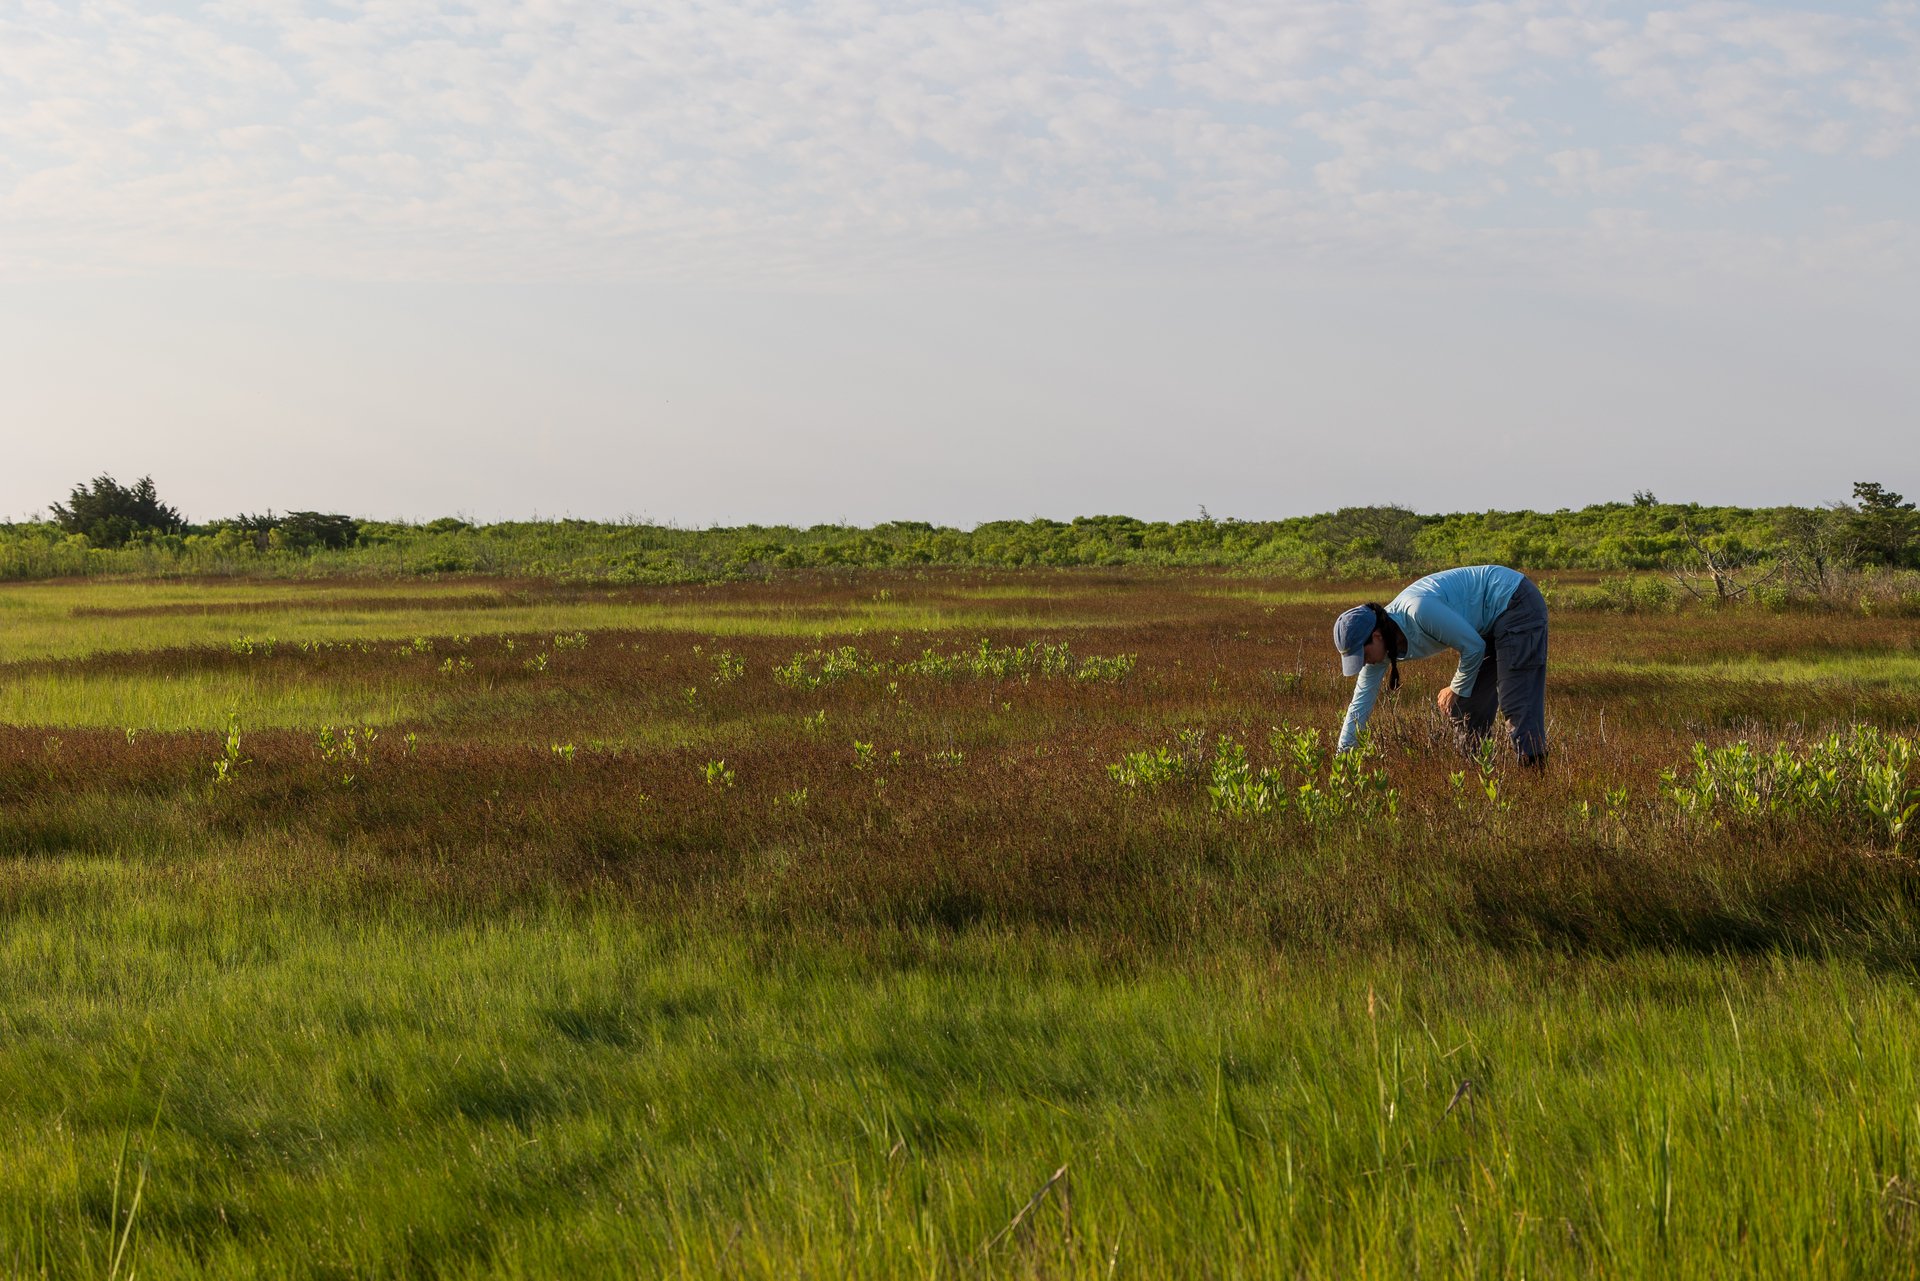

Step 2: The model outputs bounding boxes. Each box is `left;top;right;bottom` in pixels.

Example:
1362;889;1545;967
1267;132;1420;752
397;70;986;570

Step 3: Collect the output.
0;0;1914;285
1543;144;1777;202
1587;4;1905;149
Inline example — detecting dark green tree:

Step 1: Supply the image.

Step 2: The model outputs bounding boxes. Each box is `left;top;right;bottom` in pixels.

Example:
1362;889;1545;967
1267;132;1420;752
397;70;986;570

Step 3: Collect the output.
1850;482;1917;567
1774;505;1857;598
1311;505;1427;572
277;512;361;550
213;510;362;551
49;474;184;547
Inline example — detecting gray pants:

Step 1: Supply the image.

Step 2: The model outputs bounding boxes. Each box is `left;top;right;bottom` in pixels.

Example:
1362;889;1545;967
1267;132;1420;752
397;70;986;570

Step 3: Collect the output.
1450;578;1549;765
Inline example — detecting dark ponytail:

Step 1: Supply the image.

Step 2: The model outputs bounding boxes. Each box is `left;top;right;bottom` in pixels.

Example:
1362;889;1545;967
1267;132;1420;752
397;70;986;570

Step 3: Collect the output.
1367;603;1405;692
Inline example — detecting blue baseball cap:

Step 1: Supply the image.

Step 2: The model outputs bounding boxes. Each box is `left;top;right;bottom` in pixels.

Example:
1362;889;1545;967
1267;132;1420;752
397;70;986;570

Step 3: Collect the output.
1333;605;1377;677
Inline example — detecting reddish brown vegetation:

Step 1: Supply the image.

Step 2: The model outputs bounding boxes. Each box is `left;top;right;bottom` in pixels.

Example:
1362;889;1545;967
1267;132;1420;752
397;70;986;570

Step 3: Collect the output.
3;571;1916;962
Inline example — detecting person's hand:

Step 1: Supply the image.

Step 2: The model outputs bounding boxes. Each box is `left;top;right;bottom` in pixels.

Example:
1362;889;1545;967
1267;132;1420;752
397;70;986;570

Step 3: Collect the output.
1436;688;1460;718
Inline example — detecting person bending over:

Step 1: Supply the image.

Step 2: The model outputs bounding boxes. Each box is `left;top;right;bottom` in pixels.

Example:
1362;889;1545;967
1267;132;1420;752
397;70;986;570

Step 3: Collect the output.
1331;564;1549;765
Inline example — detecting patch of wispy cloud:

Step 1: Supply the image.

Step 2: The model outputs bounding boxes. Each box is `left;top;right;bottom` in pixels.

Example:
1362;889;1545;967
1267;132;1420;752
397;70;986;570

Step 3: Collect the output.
1543;144;1777;201
0;0;1914;284
1588;3;1906;150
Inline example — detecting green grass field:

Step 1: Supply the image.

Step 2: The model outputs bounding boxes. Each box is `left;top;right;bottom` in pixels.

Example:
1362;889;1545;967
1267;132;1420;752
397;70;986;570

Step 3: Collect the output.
2;569;1918;1277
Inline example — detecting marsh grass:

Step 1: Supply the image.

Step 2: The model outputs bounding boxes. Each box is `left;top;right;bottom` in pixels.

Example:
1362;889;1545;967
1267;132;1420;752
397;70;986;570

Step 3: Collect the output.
0;577;1080;664
3;884;1917;1278
1599;651;1920;687
1;568;1918;1276
0;669;421;731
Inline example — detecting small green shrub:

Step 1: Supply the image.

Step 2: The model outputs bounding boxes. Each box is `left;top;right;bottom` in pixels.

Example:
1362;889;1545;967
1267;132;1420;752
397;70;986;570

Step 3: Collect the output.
1662;728;1918;846
773;646;868;690
211;710;247;784
1110;726;1397;825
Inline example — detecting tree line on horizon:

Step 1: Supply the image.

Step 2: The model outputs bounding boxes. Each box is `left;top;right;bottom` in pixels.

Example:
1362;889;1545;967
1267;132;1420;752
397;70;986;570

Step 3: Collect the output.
4;471;1918;590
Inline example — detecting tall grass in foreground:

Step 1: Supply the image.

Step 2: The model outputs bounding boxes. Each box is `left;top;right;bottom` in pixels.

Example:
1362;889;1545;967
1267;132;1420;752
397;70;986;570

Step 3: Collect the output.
1;884;1917;1279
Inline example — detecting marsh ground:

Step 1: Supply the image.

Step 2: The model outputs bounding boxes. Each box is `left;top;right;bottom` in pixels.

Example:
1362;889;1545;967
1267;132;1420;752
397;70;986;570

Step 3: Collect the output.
2;569;1917;1277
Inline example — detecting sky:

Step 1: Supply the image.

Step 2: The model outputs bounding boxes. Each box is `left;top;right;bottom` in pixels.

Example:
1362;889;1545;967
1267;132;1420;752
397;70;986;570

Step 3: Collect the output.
2;0;1916;526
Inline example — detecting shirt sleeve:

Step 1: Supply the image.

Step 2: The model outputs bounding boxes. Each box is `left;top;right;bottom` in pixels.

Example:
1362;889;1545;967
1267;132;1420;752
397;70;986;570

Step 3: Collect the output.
1405;595;1487;695
1337;661;1386;753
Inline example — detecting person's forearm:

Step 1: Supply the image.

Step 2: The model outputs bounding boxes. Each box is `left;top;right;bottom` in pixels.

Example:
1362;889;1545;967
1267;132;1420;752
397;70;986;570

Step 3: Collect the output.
1450;636;1486;694
1339;669;1383;751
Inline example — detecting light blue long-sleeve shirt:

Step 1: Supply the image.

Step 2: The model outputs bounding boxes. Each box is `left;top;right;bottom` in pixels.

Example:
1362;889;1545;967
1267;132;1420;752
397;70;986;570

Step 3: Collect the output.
1337;565;1526;752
